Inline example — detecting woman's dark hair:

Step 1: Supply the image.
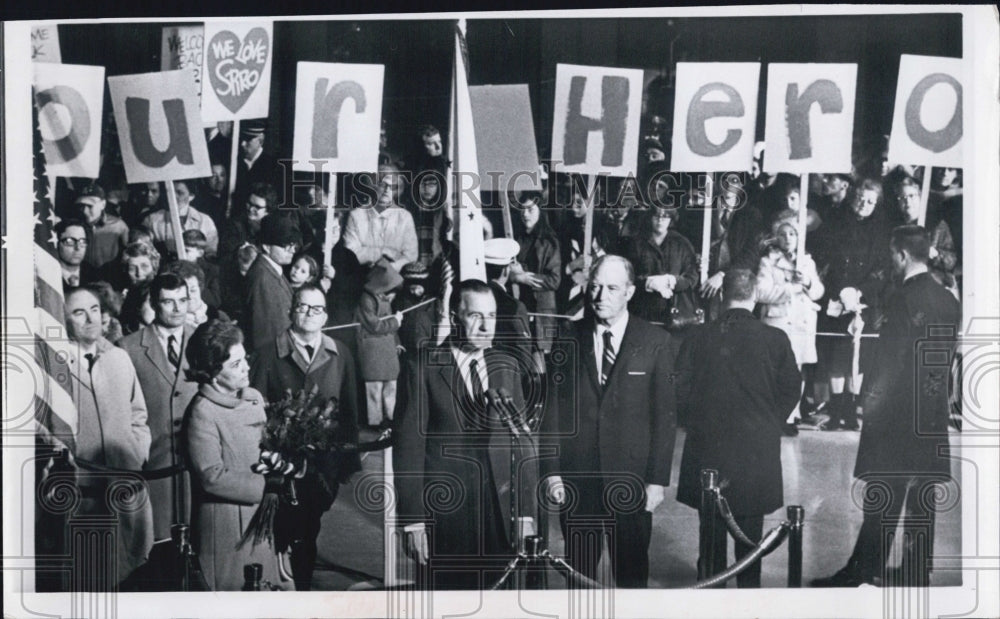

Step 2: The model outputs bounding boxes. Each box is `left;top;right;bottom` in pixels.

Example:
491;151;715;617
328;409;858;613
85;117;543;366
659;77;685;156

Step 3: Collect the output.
185;318;244;384
118;282;151;336
85;280;122;317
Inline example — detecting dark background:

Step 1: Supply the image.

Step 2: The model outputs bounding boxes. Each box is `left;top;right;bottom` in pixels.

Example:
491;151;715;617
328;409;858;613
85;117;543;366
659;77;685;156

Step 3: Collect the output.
54;14;961;174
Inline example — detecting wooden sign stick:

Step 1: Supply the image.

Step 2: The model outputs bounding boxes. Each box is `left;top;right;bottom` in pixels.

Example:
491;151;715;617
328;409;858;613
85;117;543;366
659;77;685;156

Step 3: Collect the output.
918;165;932;227
582;174;597;268
164;181;187;259
324;172;337;266
226;120;240;217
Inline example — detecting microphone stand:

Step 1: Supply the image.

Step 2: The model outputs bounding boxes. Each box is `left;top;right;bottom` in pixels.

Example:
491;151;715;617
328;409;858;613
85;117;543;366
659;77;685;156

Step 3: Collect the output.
487;389;601;591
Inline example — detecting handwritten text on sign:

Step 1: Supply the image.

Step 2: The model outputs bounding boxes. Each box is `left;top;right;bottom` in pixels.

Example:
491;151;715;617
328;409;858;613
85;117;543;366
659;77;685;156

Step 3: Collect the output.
31;26;61;63
292;62;385;173
763;63;858;174
888;55;963;167
33;63;105;178
551;63;644;178
161;26;204;87
108;70;211;183
200;22;273;121
670;63;761;172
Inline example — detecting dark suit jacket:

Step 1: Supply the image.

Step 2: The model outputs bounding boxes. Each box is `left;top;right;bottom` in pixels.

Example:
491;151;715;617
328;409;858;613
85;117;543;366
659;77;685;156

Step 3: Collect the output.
675;308;801;516
854;272;961;478
249;331;361;506
393;341;538;558
243;254;292;351
549;315;677;504
119;324;199;540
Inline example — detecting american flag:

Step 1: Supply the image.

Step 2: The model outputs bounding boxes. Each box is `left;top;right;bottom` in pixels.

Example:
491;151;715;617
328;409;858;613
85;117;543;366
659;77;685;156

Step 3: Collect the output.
31;96;78;451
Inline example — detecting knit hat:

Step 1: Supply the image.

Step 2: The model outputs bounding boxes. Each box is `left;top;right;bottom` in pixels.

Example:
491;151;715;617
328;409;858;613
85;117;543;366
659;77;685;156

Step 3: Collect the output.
259;213;302;247
400;262;429;282
365;263;403;295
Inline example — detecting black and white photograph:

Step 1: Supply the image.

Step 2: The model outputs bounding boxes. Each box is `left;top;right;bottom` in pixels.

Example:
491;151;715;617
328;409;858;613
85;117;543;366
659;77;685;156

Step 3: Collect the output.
2;5;998;618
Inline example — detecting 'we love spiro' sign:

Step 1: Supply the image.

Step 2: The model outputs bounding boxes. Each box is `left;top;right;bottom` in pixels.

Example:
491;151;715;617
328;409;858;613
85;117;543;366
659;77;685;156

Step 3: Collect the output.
200;22;273;121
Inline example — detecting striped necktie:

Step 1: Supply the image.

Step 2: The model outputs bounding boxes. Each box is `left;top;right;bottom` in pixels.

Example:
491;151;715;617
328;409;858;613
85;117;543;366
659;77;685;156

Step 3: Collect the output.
601;330;616;387
167;335;180;369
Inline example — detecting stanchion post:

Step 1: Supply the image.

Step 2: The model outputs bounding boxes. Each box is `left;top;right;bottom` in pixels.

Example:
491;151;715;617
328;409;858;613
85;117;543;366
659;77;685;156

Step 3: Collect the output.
787;505;804;588
525;535;545;590
699;469;719;581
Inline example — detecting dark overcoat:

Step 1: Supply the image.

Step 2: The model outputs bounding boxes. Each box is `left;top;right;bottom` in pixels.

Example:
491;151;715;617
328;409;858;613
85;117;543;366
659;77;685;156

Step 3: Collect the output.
854;272;961;477
393;342;538;561
243;254;293;352
675;308;801;516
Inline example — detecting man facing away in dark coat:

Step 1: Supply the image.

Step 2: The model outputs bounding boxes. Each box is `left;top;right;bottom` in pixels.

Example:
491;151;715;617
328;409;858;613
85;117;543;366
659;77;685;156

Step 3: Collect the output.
243;214;301;352
675;268;801;588
250;284;361;590
812;225;961;588
545;254;677;588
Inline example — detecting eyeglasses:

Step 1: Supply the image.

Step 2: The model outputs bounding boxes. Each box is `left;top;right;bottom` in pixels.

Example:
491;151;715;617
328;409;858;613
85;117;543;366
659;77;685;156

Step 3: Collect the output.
59;238;88;248
293;303;327;316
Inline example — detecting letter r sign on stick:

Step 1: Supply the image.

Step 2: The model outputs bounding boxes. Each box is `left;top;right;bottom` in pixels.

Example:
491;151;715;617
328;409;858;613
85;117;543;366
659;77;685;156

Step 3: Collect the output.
33;63;104;178
292;62;385;173
764;63;858;174
108;70;211;184
670;62;760;172
551;63;644;178
888;55;963;168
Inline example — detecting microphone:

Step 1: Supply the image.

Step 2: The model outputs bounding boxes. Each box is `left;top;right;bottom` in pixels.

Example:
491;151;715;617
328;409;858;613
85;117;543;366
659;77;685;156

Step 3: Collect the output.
497;387;532;436
487;388;524;437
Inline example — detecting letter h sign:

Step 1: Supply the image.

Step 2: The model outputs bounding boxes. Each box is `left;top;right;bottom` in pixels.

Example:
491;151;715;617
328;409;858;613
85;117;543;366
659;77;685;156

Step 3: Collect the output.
551;63;644;178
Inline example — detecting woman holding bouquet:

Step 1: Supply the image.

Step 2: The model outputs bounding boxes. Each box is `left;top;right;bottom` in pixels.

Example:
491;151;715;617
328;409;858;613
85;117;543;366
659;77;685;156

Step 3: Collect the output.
185;319;293;591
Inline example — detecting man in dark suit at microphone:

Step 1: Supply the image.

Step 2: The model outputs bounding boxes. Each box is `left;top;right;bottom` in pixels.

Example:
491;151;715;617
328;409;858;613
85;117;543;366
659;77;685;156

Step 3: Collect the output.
546;254;677;588
393;279;545;590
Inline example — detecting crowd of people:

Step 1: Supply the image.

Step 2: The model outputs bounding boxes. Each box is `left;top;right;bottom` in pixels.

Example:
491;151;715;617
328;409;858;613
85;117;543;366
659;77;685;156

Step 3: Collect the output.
37;111;963;592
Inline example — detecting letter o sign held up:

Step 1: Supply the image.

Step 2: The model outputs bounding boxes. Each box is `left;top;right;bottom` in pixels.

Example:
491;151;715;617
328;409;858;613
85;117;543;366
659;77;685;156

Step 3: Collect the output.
889;54;964;168
32;63;105;178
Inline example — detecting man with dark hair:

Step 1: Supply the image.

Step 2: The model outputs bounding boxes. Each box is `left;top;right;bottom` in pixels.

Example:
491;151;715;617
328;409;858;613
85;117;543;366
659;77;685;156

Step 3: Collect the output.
119;273;199;590
55;218;98;289
546;254;677;588
813;225;961;588
394;279;541;590
244;214;301;351
219;181;277;260
675;268;802;588
250;284;361;590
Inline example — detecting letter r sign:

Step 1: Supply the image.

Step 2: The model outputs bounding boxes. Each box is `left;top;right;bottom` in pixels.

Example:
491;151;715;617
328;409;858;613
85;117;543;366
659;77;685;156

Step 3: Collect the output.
551;63;644;178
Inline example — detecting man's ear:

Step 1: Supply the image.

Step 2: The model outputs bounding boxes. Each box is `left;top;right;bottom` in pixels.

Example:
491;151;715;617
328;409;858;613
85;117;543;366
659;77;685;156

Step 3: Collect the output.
624;283;636;302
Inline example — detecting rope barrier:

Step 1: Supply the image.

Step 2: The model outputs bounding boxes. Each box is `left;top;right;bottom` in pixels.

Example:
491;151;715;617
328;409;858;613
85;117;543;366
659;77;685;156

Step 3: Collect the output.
322;298;436;332
689;523;790;589
714;493;756;548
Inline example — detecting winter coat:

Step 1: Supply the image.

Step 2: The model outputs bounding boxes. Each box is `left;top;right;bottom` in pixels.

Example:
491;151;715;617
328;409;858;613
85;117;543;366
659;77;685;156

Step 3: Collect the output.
756;250;825;365
186;384;292;591
355;290;401;381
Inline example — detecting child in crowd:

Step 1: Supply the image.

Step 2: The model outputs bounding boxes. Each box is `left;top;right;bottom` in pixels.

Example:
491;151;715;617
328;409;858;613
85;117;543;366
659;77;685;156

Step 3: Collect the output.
287;253;334;292
355;263;404;428
181;229;222;310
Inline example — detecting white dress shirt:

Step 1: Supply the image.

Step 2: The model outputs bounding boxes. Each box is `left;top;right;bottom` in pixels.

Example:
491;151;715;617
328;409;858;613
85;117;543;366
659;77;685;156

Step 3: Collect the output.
593;311;629;373
451;345;490;398
154;323;185;365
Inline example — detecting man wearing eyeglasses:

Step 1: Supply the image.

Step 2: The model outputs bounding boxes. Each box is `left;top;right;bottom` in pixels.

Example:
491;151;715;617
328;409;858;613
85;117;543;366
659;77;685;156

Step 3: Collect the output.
250;284;361;590
244;213;303;352
55;218;99;289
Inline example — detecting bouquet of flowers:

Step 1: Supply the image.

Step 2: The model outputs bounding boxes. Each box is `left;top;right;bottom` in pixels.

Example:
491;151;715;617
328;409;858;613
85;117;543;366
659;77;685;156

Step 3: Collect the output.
237;386;340;550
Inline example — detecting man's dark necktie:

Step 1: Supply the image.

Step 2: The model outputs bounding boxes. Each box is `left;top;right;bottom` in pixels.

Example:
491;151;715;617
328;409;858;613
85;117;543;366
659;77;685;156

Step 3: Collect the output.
84;353;97;373
469;358;486;403
168;335;180;369
601;330;616;387
304;344;315;362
